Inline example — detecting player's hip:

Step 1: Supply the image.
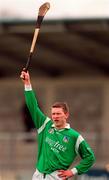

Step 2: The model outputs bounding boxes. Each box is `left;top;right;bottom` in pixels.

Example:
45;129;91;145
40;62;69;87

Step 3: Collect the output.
32;169;68;180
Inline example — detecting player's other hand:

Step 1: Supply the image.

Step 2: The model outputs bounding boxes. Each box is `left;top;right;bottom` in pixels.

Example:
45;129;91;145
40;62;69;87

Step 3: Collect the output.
20;69;31;85
58;169;74;180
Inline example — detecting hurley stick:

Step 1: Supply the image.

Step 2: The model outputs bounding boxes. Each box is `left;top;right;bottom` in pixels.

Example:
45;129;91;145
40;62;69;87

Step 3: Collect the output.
24;2;50;71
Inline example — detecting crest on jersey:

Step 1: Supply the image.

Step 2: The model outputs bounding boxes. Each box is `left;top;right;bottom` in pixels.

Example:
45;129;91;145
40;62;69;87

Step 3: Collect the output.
63;136;69;143
48;128;54;134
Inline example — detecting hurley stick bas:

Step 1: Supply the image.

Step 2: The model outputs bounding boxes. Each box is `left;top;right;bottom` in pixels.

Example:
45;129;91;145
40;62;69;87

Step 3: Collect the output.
24;2;50;72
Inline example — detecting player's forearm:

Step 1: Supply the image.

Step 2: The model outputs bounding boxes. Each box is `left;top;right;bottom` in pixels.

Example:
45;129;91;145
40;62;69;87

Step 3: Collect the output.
25;90;47;128
74;152;95;175
73;139;95;175
24;89;38;124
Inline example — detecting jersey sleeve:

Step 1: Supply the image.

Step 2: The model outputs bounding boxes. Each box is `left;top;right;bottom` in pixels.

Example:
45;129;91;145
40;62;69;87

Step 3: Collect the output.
74;137;95;175
24;90;47;129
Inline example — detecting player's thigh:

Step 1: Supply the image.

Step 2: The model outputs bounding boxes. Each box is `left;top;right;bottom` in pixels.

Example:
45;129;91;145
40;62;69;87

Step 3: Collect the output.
48;171;64;180
32;170;42;180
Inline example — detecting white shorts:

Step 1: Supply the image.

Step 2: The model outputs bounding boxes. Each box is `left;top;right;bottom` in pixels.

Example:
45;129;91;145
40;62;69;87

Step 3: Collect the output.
32;169;64;180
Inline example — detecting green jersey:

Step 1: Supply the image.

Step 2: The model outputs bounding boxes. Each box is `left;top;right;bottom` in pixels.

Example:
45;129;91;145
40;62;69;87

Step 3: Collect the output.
25;89;95;175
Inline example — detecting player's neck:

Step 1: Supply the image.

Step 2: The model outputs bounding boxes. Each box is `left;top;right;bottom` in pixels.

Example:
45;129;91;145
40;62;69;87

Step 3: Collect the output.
55;123;67;130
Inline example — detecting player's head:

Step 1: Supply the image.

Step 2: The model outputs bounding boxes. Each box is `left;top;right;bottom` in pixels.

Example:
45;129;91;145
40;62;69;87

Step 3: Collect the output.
51;102;69;129
52;102;69;114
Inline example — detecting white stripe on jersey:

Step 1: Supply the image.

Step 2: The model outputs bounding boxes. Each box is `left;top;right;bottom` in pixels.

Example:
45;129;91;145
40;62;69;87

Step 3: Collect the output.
38;117;51;134
75;135;84;154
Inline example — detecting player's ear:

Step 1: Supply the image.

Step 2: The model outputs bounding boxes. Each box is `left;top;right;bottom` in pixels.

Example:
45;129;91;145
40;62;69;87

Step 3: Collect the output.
65;112;69;119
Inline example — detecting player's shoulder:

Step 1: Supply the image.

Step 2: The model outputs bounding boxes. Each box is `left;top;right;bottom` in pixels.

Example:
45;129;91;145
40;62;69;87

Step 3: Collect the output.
68;128;80;138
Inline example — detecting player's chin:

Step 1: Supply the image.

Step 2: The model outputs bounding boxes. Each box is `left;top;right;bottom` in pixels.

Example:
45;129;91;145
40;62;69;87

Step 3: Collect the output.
54;120;61;127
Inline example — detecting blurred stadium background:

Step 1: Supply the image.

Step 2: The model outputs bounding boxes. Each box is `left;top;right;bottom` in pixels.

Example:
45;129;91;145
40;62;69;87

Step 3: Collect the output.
0;0;109;179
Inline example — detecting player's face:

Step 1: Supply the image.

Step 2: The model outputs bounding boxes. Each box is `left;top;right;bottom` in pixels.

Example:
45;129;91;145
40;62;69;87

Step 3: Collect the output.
51;107;69;129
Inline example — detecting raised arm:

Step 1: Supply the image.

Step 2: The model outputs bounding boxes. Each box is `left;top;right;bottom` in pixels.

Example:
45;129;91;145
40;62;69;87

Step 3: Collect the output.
20;70;47;129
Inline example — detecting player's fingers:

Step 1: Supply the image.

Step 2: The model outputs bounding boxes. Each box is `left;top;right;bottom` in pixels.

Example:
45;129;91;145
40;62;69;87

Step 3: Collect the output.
58;173;64;176
58;174;68;180
58;172;66;178
58;170;65;175
20;71;27;79
58;170;64;172
20;70;29;78
20;73;25;80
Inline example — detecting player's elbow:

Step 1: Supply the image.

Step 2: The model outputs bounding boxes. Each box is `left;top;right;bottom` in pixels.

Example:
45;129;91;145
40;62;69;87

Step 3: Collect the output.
88;153;96;168
91;153;96;165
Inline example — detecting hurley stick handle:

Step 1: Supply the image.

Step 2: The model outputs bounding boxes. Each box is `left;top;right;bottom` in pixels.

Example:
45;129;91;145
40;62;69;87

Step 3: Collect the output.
24;2;50;72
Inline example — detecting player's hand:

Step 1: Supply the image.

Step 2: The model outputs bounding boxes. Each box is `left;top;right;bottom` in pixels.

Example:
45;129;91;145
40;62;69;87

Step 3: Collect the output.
20;69;31;85
58;170;74;179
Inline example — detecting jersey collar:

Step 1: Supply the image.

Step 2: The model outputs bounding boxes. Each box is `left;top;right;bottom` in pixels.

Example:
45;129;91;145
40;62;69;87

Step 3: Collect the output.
51;123;70;129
